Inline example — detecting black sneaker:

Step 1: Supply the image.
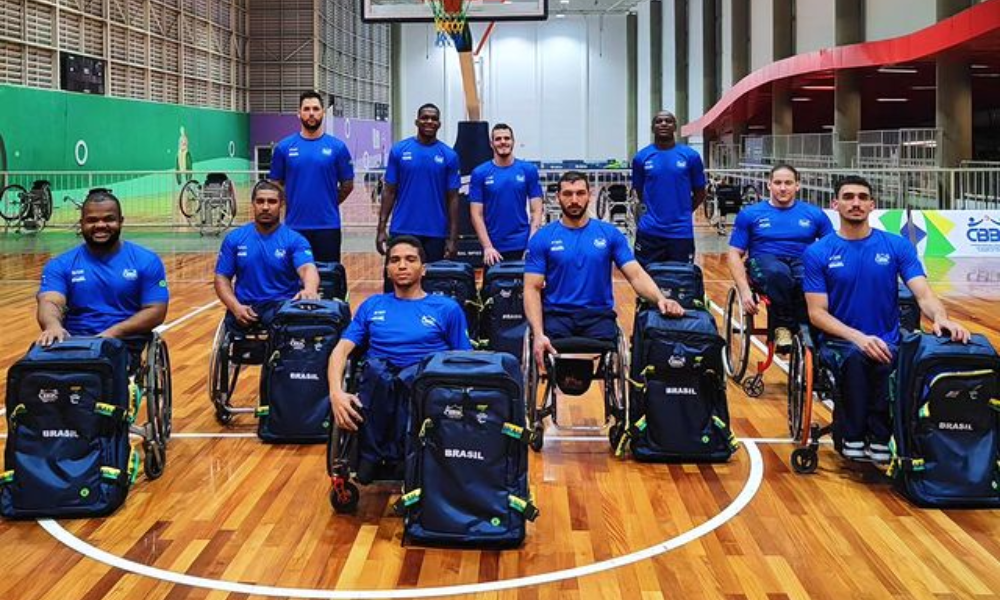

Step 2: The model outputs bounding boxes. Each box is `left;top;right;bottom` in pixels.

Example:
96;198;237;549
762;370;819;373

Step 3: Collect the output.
841;440;866;461
866;442;891;464
355;459;377;485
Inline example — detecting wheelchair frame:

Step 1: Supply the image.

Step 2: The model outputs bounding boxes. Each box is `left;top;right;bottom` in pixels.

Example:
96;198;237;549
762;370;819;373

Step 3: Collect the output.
595;184;639;245
177;173;237;236
785;328;838;474
0;180;54;234
722;285;787;397
521;325;630;452
208;317;269;425
126;333;173;480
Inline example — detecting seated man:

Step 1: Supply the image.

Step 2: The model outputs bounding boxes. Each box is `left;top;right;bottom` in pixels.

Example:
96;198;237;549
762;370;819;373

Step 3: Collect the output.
727;163;833;350
803;175;969;463
37;188;169;354
327;236;472;481
523;171;684;369
214;181;320;333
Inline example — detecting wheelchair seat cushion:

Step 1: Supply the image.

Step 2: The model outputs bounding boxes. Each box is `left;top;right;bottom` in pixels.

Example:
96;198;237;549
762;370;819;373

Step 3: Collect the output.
551;336;616;354
205;172;229;185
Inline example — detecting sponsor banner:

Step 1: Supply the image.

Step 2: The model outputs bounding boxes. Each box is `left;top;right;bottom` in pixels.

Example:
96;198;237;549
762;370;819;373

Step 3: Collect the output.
824;209;1000;258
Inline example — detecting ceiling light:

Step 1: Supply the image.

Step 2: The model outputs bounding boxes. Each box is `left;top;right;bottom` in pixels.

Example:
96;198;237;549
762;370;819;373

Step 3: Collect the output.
555;12;565;17
971;64;990;69
822;125;835;130
973;73;1000;78
911;85;936;90
801;85;835;91
876;97;909;102
748;125;767;130
559;0;569;4
790;97;812;102
878;66;918;74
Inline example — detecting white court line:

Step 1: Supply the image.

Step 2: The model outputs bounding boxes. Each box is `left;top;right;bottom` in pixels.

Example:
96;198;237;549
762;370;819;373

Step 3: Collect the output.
154;300;220;334
40;441;764;599
171;432;257;439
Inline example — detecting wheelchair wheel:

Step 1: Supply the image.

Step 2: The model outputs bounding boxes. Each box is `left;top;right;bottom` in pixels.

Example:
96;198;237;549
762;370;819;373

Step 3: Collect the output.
36;183;53;222
723;287;751;382
742;184;760;205
143;439;166;480
178;180;201;219
596;188;609;220
703;182;717;221
530;421;545;452
786;334;814;444
0;184;27;221
145;335;173;446
218;179;237;229
790;447;818;474
330;479;360;514
209;318;233;424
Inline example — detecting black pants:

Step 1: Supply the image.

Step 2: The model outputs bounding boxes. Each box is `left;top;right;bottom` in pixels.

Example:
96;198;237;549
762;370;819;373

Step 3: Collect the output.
634;230;695;267
295;228;343;263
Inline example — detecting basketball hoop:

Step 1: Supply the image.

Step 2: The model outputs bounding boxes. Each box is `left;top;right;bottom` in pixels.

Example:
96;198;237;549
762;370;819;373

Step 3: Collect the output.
429;0;472;50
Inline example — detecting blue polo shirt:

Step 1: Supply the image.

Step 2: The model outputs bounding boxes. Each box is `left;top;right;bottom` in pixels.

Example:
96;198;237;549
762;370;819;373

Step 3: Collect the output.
468;159;543;252
803;229;925;344
385;137;461;238
269;133;355;230
215;223;315;305
729;200;834;259
343;294;472;369
631;143;707;239
39;241;169;336
525;219;635;312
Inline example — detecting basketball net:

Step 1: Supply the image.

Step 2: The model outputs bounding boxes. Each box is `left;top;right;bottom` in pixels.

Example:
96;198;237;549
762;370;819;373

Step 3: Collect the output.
429;0;472;50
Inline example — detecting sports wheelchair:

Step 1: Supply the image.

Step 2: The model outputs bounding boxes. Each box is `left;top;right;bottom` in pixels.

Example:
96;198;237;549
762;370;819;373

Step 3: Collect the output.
521;325;630;452
785;327;841;474
178;172;237;235
123;333;173;479
542;183;562;224
596;183;638;244
702;178;746;235
722;285;796;397
208;318;269;425
1;180;53;234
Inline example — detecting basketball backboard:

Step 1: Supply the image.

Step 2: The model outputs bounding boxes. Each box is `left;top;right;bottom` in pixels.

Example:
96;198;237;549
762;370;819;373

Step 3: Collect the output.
362;0;548;23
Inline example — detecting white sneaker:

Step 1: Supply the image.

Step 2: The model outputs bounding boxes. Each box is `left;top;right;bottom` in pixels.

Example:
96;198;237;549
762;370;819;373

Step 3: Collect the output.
866;442;891;464
841;440;866;460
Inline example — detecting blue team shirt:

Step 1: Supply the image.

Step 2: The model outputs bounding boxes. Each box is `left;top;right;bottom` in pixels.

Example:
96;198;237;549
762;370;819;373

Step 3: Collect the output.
343;294;472;368
729;200;834;259
385;137;461;238
39;241;169;336
631;143;707;239
525;219;636;312
269;133;355;230
803;229;925;344
215;223;315;305
468;159;543;252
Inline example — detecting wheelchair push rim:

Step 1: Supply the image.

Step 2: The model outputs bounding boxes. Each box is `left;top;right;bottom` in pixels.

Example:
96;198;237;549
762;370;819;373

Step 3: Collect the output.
723;286;751;382
786;334;814;445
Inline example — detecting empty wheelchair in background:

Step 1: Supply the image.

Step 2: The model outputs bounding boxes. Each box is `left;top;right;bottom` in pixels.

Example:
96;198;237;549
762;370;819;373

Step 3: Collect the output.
1;180;53;234
522;325;630;452
178;172;237;236
702;179;745;235
596;183;638;244
542;183;562;224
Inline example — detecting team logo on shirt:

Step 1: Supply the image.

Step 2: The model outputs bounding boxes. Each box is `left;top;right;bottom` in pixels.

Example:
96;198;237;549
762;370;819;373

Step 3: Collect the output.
237;244;248;257
71;269;86;283
675;159;687;169
121;268;138;280
799;219;812;228
550;239;565;252
516;174;525;183
828;254;845;269
402;151;413;161
371;310;386;322
758;218;771;229
593;237;608;249
434;155;445;164
289;147;300;158
322;148;333;156
644;160;655;171
421;315;438;328
875;253;891;266
274;248;287;259
485;175;495;186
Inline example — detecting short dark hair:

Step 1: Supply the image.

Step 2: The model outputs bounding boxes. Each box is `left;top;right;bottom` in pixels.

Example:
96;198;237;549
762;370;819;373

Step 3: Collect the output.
558;170;590;193
299;90;324;107
387;235;427;263
416;103;440;118
834;175;873;198
253;179;285;203
491;123;514;137
82;188;122;216
769;163;799;181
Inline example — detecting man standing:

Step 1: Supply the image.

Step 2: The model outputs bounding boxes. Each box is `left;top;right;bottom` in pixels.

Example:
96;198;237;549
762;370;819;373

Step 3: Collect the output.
269;90;355;263
727;163;833;350
468;123;543;266
524;171;684;368
214;181;320;332
376;104;461;262
631;111;707;265
37;189;169;346
803;175;968;463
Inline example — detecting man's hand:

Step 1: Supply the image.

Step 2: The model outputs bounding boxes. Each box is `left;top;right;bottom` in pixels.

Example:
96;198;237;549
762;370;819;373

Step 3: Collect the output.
295;289;321;301
444;237;457;259
483;247;503;267
739;286;758;315
331;391;364;431
532;333;557;374
232;304;259;328
852;333;894;364
657;298;685;318
375;229;388;256
37;326;69;347
933;317;970;343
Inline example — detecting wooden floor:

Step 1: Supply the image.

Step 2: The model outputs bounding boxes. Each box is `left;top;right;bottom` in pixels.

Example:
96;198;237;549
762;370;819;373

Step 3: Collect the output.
1;248;999;600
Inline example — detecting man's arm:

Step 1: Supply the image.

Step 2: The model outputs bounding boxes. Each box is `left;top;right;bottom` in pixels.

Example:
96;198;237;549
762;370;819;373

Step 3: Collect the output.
805;292;894;364
99;304;168;339
726;247;758;314
445;189;460;258
691;187;706;211
376;183;397;255
619;262;684;317
327;338;363;431
528;197;543;237
524;273;555;369
337;179;355;206
907;276;970;342
470;203;501;266
36;292;69;346
296;263;320;300
214;274;258;328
